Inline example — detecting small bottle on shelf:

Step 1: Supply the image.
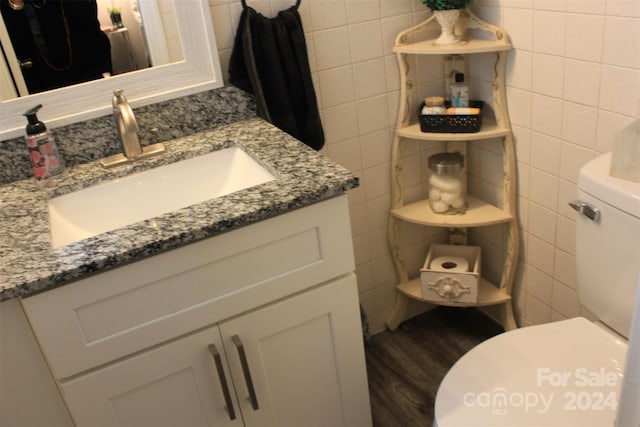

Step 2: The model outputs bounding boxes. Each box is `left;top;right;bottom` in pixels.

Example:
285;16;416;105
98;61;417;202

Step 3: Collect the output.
421;96;446;115
428;152;466;214
450;73;469;107
444;54;467;101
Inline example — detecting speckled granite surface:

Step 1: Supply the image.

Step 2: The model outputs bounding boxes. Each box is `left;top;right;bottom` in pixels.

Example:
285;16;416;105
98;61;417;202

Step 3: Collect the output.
0;87;358;301
0;86;257;185
0;100;357;302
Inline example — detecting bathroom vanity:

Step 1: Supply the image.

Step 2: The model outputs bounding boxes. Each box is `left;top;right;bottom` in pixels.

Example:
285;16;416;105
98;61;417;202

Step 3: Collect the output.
0;116;371;426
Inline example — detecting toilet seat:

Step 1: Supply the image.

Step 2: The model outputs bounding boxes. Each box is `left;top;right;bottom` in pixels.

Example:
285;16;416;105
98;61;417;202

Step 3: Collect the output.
434;317;627;427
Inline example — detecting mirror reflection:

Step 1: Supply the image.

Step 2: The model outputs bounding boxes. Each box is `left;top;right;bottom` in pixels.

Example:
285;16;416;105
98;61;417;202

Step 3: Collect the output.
0;0;182;99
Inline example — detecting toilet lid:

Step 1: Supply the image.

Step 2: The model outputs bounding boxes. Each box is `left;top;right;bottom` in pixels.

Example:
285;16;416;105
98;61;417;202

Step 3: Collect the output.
434;318;627;427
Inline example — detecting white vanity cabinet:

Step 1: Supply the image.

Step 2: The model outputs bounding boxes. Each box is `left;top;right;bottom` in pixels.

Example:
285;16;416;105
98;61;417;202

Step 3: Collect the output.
21;196;371;427
58;276;363;426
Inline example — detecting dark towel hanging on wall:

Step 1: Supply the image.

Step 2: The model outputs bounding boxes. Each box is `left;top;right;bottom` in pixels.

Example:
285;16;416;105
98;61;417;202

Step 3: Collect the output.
229;0;325;151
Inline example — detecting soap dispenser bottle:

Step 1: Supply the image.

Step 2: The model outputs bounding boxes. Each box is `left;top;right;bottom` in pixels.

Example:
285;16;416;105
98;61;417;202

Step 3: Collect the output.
23;104;66;179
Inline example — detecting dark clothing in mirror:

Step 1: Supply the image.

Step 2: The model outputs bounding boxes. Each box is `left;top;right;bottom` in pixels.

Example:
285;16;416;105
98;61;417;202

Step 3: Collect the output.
1;0;112;94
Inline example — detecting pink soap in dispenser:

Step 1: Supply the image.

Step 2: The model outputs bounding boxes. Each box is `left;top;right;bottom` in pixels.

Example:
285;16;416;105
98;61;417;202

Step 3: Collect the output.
23;104;66;179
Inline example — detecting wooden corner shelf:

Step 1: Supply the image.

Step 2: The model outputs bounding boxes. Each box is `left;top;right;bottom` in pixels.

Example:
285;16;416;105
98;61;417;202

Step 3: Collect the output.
391;196;513;227
397;277;511;308
386;10;520;333
396;118;511;142
394;38;511;55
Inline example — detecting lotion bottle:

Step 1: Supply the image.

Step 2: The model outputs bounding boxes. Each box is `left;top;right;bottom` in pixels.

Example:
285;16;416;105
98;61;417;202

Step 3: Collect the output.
450;72;469;107
23;104;66;179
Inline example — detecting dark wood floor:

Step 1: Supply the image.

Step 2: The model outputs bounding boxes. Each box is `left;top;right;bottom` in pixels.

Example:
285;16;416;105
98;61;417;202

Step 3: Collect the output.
365;307;504;427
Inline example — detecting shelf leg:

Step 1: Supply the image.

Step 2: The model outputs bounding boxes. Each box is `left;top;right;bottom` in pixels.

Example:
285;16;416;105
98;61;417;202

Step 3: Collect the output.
385;292;410;331
497;301;517;331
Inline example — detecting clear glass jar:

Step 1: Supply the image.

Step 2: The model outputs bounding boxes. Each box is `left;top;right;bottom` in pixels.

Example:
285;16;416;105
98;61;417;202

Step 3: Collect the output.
421;96;446;115
428;152;466;214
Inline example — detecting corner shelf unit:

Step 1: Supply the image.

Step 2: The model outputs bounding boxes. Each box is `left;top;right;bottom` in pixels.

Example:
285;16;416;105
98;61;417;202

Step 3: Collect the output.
386;10;519;331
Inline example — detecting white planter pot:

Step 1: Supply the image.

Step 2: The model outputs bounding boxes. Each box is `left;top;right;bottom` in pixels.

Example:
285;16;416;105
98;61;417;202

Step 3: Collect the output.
433;9;462;46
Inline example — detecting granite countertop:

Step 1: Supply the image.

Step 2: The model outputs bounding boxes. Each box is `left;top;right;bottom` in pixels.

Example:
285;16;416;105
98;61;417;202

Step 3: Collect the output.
0;118;358;301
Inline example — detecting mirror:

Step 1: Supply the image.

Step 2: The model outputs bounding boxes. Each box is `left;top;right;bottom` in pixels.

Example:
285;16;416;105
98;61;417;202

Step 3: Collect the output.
1;0;182;97
0;0;223;140
0;0;184;100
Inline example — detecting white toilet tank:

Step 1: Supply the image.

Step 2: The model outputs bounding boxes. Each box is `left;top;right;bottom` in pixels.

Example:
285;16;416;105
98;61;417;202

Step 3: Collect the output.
575;153;640;338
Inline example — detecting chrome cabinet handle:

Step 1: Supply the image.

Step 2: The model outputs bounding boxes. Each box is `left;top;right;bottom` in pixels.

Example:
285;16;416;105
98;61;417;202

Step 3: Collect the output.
208;344;237;421
231;335;259;410
569;200;601;222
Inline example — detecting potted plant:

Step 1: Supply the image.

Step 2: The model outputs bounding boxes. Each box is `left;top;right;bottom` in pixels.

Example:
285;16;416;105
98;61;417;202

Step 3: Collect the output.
422;0;473;45
108;4;124;28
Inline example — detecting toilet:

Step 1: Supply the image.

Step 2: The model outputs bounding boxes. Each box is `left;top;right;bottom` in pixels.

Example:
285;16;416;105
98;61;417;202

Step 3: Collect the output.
434;153;640;427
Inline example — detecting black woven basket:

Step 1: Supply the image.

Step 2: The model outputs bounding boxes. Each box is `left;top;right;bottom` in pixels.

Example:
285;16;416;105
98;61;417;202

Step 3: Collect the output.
418;100;484;133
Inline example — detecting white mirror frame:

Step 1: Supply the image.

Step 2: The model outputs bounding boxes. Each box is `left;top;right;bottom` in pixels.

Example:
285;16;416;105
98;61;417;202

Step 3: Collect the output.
0;0;223;140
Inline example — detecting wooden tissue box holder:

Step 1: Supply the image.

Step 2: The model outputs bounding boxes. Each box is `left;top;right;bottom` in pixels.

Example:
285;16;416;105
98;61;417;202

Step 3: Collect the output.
420;244;481;304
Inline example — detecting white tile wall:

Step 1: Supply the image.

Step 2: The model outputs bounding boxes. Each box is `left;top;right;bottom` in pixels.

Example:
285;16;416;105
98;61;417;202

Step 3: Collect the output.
486;0;640;327
563;59;601;106
532;54;564;97
210;0;640;332
565;14;604;62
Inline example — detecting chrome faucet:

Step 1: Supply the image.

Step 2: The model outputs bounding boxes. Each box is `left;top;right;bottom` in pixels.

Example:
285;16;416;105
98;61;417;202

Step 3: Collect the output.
112;89;143;159
101;89;166;168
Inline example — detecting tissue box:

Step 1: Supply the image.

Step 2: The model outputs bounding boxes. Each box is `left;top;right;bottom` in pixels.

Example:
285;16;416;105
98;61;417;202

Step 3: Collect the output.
420;244;481;304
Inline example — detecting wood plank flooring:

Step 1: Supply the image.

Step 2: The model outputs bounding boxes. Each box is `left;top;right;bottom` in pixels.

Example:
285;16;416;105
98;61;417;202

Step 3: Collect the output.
365;307;504;427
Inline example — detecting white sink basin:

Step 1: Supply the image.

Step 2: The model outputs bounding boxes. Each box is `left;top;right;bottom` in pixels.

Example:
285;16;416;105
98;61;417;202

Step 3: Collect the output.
48;147;276;248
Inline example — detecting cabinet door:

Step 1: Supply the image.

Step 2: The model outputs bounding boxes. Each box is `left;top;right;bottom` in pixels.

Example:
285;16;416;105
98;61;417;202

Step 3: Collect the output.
220;274;372;427
1;299;73;427
60;326;243;427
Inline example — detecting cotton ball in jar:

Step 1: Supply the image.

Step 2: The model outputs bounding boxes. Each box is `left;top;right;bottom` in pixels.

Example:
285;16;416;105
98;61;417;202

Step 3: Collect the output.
440;191;460;205
429;188;442;201
450;196;465;210
429;174;462;193
431;200;450;213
